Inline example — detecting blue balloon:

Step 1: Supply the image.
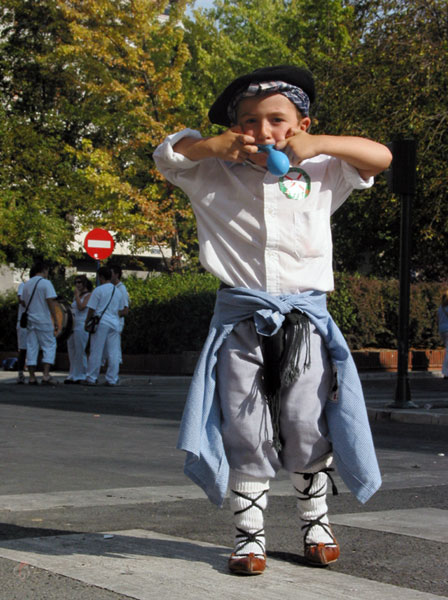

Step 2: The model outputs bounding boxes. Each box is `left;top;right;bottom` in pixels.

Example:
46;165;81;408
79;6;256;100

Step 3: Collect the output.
258;144;290;176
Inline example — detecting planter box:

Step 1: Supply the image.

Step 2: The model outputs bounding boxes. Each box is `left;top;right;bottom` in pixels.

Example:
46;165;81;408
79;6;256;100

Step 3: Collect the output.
352;349;444;372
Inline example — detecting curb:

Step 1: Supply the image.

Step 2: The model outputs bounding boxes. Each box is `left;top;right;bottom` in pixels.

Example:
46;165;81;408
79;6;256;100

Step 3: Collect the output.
368;407;448;426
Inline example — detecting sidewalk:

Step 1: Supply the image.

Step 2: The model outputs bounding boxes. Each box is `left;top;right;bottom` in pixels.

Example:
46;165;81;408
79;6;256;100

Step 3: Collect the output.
360;370;448;425
1;369;448;426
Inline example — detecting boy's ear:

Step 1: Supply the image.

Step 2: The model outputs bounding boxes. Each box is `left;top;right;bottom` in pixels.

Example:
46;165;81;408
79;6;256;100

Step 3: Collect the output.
300;117;311;131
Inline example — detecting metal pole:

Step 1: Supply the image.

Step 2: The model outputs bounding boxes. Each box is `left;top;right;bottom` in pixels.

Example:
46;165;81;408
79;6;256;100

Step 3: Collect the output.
96;259;101;287
393;193;412;407
387;138;417;408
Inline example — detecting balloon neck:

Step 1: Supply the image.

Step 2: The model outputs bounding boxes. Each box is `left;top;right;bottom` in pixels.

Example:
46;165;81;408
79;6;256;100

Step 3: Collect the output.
257;144;275;153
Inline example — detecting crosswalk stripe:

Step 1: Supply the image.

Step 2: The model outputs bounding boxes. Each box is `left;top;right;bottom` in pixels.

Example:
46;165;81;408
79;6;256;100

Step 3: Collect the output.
0;529;445;600
331;507;448;542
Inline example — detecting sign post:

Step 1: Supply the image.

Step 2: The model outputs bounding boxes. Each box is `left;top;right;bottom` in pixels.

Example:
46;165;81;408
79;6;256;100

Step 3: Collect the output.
84;229;115;285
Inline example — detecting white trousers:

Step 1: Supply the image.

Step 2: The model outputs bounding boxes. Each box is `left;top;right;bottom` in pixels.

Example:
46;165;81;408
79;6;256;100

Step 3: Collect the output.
86;322;120;384
16;324;27;351
26;328;56;366
217;318;333;480
67;328;89;381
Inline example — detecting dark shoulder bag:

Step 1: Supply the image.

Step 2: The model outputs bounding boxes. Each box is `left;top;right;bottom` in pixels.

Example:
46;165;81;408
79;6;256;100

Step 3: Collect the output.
20;278;43;329
85;286;116;334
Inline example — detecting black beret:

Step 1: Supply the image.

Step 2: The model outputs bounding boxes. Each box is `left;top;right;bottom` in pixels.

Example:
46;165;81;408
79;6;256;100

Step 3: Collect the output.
208;65;316;127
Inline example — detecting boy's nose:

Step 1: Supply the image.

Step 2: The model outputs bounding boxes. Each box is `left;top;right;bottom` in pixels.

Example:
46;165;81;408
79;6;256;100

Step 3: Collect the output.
258;120;272;141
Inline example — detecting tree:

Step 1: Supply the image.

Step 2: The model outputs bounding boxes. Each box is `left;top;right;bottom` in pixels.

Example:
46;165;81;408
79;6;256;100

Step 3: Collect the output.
327;0;448;280
180;0;448;280
181;0;353;132
0;0;190;268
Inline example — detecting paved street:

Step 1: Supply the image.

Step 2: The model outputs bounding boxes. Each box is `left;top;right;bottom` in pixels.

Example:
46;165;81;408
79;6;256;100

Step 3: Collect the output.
0;371;447;599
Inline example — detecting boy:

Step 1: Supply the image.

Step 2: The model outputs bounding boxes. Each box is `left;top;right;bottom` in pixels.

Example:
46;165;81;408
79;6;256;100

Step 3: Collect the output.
154;65;392;575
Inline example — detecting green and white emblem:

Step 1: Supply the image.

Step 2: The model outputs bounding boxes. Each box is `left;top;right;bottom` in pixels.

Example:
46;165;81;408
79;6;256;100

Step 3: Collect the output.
279;168;311;201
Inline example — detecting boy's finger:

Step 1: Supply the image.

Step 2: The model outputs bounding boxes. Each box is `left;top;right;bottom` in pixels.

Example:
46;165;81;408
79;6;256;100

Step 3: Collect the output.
240;134;256;145
244;143;259;154
276;128;300;147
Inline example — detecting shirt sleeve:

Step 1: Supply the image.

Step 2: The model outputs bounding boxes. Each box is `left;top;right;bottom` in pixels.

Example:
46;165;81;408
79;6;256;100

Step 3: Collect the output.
121;285;130;307
87;289;100;311
341;160;374;190
325;156;374;215
153;128;216;197
45;280;57;300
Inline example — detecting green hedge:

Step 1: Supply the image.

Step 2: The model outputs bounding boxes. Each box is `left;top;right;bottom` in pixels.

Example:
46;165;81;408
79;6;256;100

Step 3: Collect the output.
0;272;445;354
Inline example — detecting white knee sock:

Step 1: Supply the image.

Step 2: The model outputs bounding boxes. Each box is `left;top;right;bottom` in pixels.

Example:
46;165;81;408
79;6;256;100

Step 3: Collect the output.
290;470;336;546
229;470;269;557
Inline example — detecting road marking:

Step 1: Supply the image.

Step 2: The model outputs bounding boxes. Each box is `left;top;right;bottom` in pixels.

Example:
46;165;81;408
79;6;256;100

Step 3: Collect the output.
0;529;445;600
331;507;448;542
0;486;207;511
1;470;448;512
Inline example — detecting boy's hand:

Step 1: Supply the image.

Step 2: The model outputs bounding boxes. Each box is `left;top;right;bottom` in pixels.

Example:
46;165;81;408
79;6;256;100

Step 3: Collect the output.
173;128;258;162
275;129;319;165
207;127;258;162
277;130;393;179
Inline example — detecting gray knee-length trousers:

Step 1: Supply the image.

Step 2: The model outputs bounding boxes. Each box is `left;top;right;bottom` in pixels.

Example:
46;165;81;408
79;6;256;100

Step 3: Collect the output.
217;318;333;479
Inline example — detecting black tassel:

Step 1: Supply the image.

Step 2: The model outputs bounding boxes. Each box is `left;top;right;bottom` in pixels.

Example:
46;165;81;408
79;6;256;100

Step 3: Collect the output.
259;310;311;452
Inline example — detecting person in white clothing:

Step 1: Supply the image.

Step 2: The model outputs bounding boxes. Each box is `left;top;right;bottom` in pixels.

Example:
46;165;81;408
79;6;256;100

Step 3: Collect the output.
85;266;126;386
16;280;29;384
98;264;129;370
65;275;93;384
21;261;61;385
154;65;392;575
110;264;129;331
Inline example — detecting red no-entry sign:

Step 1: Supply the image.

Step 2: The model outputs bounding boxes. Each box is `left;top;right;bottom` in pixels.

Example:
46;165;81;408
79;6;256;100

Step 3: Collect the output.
84;228;115;260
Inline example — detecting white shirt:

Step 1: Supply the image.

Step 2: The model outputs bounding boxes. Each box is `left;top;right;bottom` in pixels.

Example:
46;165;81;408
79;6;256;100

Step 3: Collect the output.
71;293;91;330
154;129;374;295
116;281;129;306
115;281;129;328
21;276;57;330
87;282;125;331
17;282;25;323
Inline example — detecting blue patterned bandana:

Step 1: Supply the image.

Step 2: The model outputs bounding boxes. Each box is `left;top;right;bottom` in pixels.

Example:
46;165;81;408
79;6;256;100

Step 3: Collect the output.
227;80;310;124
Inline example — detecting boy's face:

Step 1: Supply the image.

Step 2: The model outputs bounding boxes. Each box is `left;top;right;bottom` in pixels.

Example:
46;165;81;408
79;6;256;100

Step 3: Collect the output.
236;92;310;167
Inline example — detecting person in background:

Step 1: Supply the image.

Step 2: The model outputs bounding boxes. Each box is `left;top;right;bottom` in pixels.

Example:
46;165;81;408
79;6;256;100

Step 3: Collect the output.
21;261;60;385
16;281;30;384
437;289;448;379
110;263;130;366
85;266;125;386
65;275;93;384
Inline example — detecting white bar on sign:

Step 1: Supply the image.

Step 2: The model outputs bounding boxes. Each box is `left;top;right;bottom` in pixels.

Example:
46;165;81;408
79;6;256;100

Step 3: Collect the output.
87;240;111;249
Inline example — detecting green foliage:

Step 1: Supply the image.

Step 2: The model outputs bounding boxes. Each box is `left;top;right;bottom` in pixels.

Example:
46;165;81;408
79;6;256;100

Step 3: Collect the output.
321;0;448;279
121;272;220;353
0;0;191;268
1;273;445;354
0;289;18;352
181;0;448;280
1;0;447;280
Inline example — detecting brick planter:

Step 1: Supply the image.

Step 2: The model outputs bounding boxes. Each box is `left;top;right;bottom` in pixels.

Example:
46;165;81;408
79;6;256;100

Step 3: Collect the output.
352;349;444;372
